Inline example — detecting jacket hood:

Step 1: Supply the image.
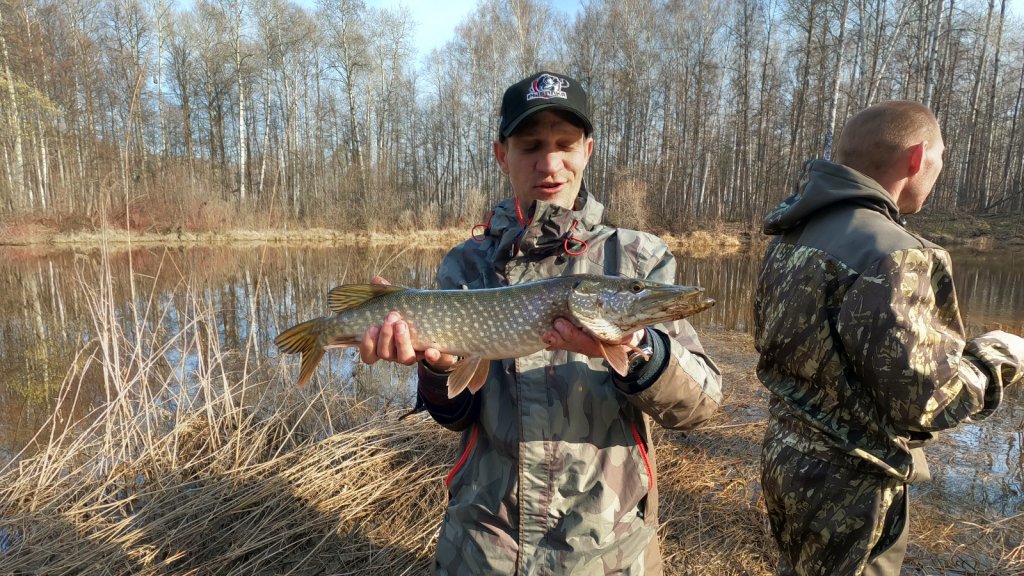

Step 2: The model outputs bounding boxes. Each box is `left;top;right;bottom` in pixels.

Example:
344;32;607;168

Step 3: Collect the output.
763;159;901;235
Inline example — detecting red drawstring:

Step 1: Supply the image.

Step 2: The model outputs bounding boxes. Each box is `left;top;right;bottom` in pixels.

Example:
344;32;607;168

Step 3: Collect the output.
470;196;532;242
473;196;588;256
471;211;495;242
514;195;531;227
563;220;588;256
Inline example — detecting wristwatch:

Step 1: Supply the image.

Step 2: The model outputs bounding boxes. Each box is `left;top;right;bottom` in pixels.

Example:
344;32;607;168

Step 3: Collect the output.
626;330;654;373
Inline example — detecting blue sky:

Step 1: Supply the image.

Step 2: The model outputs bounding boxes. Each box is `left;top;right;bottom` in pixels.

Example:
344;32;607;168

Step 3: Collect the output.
368;0;1024;56
365;0;582;55
365;0;483;55
180;0;1023;57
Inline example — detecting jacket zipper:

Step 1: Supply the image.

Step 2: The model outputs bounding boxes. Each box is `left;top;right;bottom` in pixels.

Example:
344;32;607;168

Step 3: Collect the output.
445;424;479;489
629;421;654;491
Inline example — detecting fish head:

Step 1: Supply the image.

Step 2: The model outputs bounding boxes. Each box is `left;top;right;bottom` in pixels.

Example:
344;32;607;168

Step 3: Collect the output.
568;276;715;342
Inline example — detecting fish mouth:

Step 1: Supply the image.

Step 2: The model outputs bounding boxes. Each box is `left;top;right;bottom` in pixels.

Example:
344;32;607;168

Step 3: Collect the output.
640;286;716;321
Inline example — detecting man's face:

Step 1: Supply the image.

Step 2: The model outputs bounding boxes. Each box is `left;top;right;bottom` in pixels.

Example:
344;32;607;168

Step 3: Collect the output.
493;110;594;211
899;134;945;214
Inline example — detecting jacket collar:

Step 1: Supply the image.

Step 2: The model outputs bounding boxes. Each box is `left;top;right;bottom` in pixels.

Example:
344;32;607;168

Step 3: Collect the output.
488;185;605;260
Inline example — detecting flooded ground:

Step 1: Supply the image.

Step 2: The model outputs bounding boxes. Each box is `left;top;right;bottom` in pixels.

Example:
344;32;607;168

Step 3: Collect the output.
0;243;1021;522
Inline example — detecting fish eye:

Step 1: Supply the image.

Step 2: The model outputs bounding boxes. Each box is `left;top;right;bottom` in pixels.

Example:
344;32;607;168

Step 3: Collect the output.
629;281;644;293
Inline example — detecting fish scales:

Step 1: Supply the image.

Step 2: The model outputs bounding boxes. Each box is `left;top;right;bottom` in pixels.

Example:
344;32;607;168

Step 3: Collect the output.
322;279;571;358
275;274;715;395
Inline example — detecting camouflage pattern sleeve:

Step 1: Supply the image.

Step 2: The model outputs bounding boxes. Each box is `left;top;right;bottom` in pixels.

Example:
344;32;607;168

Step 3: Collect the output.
837;248;1011;432
629;321;723;429
624;244;723;430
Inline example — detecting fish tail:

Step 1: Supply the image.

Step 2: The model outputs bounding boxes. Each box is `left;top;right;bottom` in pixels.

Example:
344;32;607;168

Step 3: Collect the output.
274;319;326;388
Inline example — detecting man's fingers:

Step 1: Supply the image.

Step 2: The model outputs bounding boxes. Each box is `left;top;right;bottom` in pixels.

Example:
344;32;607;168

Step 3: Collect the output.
360;325;381;364
423;348;458;371
393;320;418;365
376;312;399;360
543;329;562;349
371;275;391;285
547;318;606;357
554;319;590;348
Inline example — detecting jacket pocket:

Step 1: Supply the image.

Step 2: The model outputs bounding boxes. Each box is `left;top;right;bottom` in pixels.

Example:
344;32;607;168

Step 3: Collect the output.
629;421;654;492
445;424;479;490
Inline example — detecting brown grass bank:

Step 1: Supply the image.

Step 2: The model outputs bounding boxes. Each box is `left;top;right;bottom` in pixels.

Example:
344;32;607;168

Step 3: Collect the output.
4;209;1018;255
1;327;1020;574
0;221;761;257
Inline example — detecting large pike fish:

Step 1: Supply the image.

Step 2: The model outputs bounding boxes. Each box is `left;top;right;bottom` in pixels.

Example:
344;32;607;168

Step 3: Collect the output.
274;274;714;398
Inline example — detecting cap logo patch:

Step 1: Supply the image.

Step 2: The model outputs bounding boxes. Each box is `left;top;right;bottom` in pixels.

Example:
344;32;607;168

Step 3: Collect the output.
527;73;569;101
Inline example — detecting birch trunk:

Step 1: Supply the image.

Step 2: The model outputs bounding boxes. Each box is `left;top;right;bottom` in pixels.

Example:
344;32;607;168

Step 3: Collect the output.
0;9;26;208
823;0;850;159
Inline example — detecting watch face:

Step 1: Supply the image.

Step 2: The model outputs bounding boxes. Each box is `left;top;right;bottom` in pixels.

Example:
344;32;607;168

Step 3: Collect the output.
628;346;654;371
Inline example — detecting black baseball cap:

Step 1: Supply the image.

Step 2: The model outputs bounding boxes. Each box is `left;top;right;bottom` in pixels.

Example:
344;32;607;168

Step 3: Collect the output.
498;71;593;138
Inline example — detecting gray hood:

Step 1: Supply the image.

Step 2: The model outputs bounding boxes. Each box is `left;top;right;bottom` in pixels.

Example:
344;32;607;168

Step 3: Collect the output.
763;159;901;236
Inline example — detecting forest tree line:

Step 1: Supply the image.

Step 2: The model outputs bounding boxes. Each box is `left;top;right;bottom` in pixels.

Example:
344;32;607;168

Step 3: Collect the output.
1;0;1023;235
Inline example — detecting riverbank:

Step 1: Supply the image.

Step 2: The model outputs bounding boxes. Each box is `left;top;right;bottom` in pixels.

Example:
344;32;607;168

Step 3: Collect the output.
907;211;1024;248
2;211;1020;254
0;221;755;254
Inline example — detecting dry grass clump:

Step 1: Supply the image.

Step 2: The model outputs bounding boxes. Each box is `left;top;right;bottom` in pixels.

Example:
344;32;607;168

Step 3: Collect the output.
654;330;776;574
7;209;758;254
0;378;456;574
908;210;1024;247
905;505;1024;575
661;227;755;257
0;219;54;245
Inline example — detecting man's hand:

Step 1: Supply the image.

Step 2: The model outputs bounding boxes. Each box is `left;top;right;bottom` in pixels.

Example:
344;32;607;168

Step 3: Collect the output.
994;330;1024;361
984;330;1024;363
542;317;644;358
358;276;458;370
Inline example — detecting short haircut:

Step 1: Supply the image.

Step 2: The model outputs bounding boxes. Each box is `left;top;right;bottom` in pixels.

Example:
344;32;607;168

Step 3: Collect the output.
834;101;941;179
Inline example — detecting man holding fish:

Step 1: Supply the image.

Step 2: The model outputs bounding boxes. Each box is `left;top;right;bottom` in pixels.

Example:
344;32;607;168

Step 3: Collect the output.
357;71;723;574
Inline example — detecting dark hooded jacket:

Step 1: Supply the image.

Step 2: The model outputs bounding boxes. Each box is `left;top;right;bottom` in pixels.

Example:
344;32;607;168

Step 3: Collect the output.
754;159;1023;481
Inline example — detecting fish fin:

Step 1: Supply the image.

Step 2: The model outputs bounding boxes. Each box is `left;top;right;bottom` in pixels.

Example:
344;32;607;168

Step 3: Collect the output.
274;319;326;388
447;357;489;398
466;358;490;394
599;341;630;377
327;284;408;313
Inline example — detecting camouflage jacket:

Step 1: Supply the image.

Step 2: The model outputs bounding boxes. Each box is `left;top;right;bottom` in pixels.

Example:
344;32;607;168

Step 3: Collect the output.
755;159;1023;482
419;187;722;575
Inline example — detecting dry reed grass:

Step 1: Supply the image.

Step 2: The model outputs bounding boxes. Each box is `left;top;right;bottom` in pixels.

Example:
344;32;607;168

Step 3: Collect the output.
0;243;456;574
1;255;1021;575
660;220;766;258
30;228;474;252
